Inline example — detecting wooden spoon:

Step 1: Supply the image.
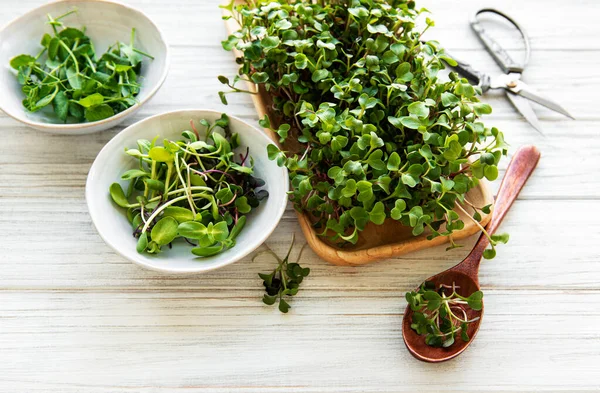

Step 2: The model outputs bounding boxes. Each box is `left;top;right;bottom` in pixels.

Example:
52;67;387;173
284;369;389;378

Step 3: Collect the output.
402;145;541;363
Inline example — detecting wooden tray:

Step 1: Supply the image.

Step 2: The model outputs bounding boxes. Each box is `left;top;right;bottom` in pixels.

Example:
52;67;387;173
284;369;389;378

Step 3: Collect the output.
222;6;493;266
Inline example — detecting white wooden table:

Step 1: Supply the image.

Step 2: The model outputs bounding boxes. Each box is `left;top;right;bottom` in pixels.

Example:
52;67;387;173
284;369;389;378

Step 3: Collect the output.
2;1;600;391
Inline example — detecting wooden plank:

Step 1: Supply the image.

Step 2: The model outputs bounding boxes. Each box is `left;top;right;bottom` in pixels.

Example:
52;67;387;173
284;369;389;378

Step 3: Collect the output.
1;45;593;121
1;0;598;50
0;290;599;392
1;119;597;206
0;199;599;290
0;0;599;391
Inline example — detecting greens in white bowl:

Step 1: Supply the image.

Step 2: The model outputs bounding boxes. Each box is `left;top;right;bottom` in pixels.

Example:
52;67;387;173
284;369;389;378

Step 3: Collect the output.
0;0;169;134
86;110;289;274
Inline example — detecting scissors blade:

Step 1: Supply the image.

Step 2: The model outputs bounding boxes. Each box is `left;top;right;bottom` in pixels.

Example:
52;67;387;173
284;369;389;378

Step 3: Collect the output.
512;82;575;119
505;91;545;135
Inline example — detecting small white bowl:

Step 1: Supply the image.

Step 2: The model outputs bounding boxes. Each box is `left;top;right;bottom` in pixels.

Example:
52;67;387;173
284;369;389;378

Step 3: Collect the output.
0;0;169;134
86;109;289;274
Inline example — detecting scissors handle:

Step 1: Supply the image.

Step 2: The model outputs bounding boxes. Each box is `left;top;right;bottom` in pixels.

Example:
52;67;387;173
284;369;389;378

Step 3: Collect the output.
470;9;531;74
443;53;491;92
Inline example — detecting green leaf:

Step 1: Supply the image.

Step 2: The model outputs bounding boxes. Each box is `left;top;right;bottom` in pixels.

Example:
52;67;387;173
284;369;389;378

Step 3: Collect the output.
66;67;82;90
10;54;35;70
115;64;132;72
58;27;84;39
350;206;369;230
48;38;59;60
491;233;510;244
192;244;224;257
267;144;286;166
358;93;378;109
109;183;130;207
312;69;329;82
341;179;357;198
408;101;430;118
84;104;114;122
120;169;149;180
316;39;335;50
163;206;195;223
216;188;234;204
278;298;290;313
235;196;252;214
331;135;348;153
262;294;277;305
387;152;401;171
178;221;208;239
401;173;417;188
262;36;280;49
251;72;269;83
211;132;231;154
294;53;308;69
484;165;499;181
473;103;493;115
151;217;179;246
148;146;174;162
366;149;386;170
423;291;442;310
41;33;52;47
78;93;104;108
34;87;58;109
210;221;230;242
367;24;389;35
228;215;246;240
461;323;470;342
369;202;386;225
483;248;496;259
144;179;165;191
441;92;460;107
136;232;148;253
53;91;69;121
395;62;413;82
277;123;290;141
218;91;228;105
399;116;421;130
390;199;406;220
467;291;484;310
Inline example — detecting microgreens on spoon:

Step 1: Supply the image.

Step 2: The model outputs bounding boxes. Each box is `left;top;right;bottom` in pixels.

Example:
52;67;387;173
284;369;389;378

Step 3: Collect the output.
406;281;483;348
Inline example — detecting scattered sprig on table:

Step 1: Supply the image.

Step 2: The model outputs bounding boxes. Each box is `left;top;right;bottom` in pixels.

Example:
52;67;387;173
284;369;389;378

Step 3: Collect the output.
219;0;508;256
109;114;268;257
257;235;310;313
406;281;483;347
9;10;153;123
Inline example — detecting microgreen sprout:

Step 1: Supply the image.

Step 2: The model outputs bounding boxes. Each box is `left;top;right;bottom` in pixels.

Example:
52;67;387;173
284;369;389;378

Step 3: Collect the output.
9;10;153;123
109;114;268;257
405;281;483;347
256;235;310;313
219;0;509;256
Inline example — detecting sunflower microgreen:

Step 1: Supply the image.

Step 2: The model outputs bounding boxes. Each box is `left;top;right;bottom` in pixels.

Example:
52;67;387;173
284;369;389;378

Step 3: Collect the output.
109;115;268;258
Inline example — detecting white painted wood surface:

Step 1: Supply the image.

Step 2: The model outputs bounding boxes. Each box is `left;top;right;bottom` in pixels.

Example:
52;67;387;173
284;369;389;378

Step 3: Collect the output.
1;1;599;391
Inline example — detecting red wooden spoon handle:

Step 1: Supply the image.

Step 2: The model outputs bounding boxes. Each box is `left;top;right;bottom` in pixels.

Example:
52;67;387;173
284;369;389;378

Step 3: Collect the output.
487;145;541;235
463;146;541;266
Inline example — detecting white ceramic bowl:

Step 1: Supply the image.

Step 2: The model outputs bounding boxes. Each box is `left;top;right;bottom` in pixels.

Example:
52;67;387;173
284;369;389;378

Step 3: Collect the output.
86;109;289;274
0;0;169;134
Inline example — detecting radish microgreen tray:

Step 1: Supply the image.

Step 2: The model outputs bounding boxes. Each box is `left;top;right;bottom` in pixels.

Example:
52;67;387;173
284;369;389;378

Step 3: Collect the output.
220;0;508;257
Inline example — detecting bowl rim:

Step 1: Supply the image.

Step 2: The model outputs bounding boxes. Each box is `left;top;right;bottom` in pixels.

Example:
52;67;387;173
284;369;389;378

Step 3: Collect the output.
0;0;171;131
85;108;290;274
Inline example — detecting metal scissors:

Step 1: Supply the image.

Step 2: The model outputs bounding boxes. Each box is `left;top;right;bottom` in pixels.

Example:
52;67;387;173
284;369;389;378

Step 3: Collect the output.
449;9;574;134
